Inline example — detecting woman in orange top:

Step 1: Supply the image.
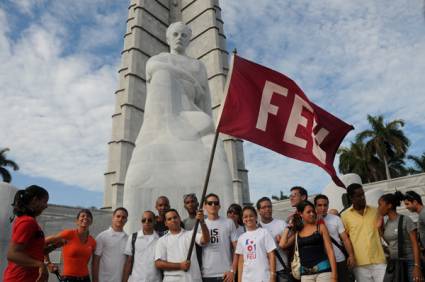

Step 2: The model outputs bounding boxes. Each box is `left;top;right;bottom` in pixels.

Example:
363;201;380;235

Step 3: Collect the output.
46;209;96;282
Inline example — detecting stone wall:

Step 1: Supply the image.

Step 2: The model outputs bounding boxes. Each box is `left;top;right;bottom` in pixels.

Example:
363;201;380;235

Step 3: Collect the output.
272;173;425;220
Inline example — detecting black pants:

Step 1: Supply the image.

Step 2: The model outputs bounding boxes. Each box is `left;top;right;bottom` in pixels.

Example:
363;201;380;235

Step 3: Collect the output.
337;260;355;282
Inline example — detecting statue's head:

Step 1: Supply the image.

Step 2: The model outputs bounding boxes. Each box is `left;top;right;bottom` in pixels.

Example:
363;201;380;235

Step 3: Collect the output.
166;22;192;54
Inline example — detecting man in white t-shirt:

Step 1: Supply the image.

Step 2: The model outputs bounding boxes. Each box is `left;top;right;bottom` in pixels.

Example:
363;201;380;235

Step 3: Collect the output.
155;208;210;282
201;193;238;282
314;194;356;282
122;210;162;282
257;197;289;282
92;207;129;282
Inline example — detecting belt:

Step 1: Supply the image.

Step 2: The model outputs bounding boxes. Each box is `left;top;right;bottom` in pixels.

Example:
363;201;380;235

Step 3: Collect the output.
301;260;331;275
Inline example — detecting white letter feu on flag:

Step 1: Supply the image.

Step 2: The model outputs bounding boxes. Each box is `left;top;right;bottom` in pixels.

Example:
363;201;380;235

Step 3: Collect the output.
255;80;288;131
217;55;354;188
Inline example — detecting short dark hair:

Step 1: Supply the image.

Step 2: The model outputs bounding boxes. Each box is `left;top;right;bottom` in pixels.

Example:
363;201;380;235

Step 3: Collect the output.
347;183;363;198
256;197;271;209
142;210;156;219
164;208;180;219
204;193;219;204
242;206;257;217
183;193;198;203
314;194;329;205
156;196;170;204
404;190;423;205
77;209;93;220
290;186;308;198
113;207;128;216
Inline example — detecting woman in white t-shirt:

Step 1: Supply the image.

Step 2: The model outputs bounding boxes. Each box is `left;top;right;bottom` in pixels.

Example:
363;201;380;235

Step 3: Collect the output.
232;206;276;282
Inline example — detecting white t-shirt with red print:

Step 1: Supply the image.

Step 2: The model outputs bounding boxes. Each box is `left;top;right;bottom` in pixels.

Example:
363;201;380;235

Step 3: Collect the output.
235;228;276;282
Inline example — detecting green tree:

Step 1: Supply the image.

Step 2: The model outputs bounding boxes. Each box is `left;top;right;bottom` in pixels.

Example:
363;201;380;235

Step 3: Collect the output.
338;139;382;183
357;115;410;180
387;157;409;178
0;148;19;183
407;153;425;174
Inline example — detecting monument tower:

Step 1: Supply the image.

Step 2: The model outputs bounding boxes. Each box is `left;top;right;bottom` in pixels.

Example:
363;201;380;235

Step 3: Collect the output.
104;0;250;209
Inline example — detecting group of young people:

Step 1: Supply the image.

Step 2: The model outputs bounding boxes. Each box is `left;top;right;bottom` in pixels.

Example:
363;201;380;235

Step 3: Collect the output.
3;184;425;282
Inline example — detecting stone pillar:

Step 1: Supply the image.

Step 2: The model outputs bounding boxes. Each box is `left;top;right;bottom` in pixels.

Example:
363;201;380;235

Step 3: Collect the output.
104;0;250;208
104;0;170;209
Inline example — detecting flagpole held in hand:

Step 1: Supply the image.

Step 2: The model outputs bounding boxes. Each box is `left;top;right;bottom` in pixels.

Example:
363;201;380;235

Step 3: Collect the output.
185;129;220;265
185;50;237;269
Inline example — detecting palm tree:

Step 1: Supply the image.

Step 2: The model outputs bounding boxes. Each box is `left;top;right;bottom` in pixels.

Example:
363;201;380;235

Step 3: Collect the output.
338;139;382;183
408;153;425;174
357;115;410;180
0;148;19;183
388;157;409;178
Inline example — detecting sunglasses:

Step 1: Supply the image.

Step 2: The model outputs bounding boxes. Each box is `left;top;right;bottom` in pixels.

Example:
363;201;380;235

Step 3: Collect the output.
141;218;153;223
206;201;220;206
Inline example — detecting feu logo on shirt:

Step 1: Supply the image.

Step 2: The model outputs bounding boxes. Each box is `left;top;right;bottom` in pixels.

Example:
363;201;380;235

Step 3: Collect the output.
245;239;256;260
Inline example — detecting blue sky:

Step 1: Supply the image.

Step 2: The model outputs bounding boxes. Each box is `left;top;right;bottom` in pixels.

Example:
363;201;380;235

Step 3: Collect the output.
1;0;425;207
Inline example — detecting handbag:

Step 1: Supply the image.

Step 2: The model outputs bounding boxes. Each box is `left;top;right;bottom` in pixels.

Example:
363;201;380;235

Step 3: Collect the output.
291;232;301;280
383;215;409;282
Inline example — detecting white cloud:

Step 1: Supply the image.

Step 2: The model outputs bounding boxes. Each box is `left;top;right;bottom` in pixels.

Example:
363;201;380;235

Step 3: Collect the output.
1;0;424;204
222;0;425;200
0;3;125;191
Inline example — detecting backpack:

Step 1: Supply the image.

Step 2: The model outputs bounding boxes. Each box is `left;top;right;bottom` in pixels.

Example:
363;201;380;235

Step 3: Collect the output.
130;232;137;274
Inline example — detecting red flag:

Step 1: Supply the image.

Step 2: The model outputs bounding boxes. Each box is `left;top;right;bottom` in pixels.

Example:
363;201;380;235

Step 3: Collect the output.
217;55;354;188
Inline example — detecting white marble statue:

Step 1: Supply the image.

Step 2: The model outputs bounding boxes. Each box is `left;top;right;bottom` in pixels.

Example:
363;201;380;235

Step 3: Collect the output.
123;22;234;232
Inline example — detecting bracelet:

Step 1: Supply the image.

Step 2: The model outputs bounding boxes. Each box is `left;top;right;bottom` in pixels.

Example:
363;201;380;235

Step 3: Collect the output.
414;263;421;268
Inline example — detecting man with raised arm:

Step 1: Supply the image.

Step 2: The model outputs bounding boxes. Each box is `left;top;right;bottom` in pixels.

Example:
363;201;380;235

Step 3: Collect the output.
201;193;237;282
155;209;209;282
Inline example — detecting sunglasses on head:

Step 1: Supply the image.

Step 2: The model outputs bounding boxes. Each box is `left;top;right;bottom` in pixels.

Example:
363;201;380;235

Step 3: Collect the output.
141;218;153;223
206;200;220;206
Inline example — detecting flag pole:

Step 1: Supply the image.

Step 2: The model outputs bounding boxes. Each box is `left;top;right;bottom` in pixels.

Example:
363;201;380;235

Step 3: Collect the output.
185;49;237;265
185;129;220;262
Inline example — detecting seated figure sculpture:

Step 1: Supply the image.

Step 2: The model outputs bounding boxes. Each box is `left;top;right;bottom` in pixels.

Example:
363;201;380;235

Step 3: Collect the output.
123;22;234;232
